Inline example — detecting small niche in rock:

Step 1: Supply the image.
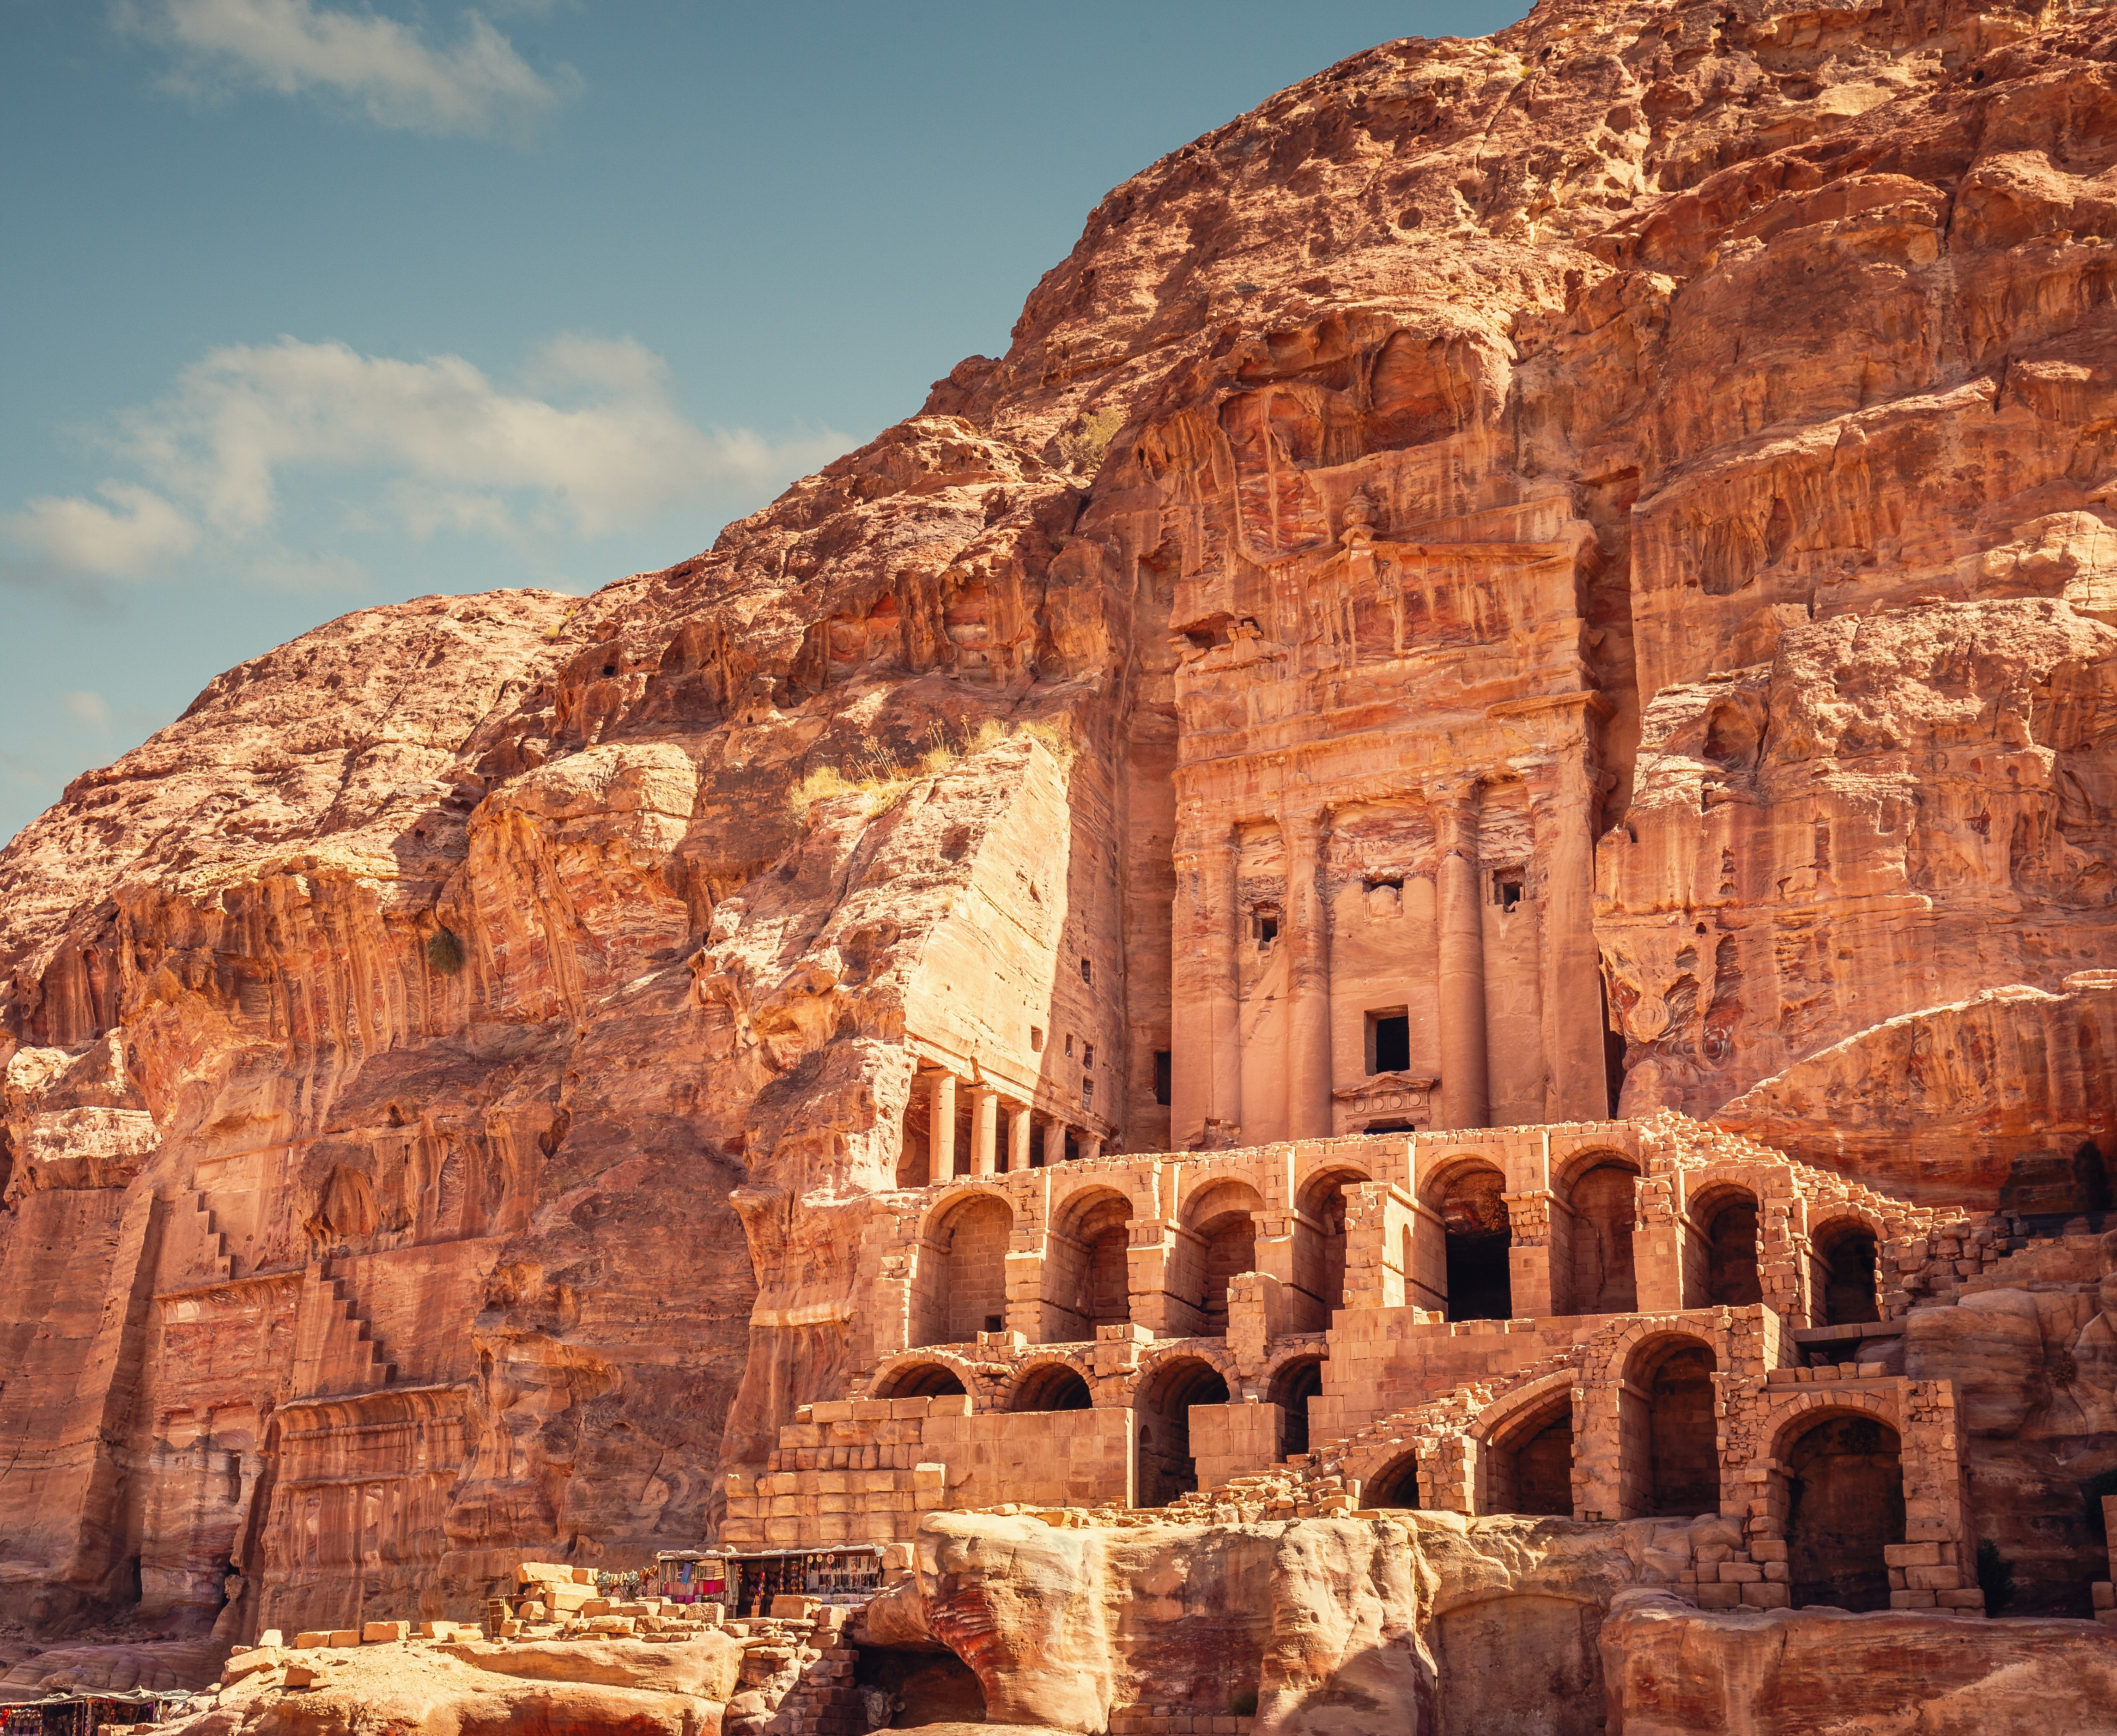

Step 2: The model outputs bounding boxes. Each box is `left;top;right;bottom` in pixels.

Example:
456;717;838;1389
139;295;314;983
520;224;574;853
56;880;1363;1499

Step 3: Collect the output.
854;1645;986;1728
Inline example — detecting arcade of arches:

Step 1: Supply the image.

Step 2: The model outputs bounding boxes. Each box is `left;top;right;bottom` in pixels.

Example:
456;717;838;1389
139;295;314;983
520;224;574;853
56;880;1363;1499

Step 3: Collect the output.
743;1117;1990;1617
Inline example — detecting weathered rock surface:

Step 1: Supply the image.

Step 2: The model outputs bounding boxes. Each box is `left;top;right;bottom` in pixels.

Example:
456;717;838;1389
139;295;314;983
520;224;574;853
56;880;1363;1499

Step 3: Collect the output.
173;1638;723;1736
1601;1588;2117;1734
0;4;2113;1726
879;1511;2117;1735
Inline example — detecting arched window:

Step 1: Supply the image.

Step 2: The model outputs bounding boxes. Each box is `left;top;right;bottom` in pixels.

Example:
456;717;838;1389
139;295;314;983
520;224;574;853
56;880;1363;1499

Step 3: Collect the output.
873;1362;967;1401
1782;1412;1904;1610
1438;1164;1512;1322
1811;1221;1880;1326
1009;1364;1092;1413
1622;1337;1718;1518
1267;1356;1326;1460
1562;1158;1638;1315
1135;1357;1230;1506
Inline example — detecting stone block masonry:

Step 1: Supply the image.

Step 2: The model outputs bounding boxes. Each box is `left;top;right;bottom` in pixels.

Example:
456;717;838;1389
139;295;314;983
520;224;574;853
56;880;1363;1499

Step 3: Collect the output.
720;1394;1134;1549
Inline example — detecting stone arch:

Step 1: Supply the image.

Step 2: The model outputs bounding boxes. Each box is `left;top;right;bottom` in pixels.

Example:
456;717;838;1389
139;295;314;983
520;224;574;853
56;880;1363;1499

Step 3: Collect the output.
1007;1360;1093;1414
1555;1148;1639;1316
1473;1371;1577;1518
1265;1351;1328;1460
914;1188;1013;1347
1045;1184;1133;1341
1427;1159;1511;1322
1621;1334;1719;1519
1364;1448;1423;1510
1773;1407;1904;1611
1809;1214;1882;1326
1685;1182;1762;1309
1177;1178;1263;1336
871;1355;974;1403
1134;1354;1232;1507
1294;1164;1370;1312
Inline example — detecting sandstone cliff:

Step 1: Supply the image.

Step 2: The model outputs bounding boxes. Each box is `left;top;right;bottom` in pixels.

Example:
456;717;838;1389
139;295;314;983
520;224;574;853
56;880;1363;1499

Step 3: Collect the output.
0;0;2114;1665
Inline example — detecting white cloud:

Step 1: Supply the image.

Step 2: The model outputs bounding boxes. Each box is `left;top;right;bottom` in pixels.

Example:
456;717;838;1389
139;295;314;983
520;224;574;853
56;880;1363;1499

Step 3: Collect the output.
6;335;846;581
6;482;199;577
62;691;115;733
120;0;570;137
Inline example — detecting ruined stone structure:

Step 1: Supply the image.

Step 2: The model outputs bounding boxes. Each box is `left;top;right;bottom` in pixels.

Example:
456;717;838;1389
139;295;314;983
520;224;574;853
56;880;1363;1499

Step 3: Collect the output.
5;0;2117;1728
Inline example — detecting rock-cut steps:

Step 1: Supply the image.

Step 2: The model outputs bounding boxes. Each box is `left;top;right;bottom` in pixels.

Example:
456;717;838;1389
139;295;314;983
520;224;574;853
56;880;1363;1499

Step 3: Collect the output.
291;1259;399;1398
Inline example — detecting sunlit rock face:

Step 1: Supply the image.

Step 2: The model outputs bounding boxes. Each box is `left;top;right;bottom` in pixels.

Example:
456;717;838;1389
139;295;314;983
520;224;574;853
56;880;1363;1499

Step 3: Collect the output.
0;4;2115;1726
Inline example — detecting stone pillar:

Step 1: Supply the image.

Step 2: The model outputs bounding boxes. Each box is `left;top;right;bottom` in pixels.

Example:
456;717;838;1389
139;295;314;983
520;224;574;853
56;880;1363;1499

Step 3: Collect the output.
1007;1105;1033;1172
1042;1119;1067;1167
1077;1133;1104;1164
968;1087;999;1176
927;1071;958;1184
1530;734;1609;1122
1171;815;1241;1149
1284;807;1334;1141
1433;782;1490;1131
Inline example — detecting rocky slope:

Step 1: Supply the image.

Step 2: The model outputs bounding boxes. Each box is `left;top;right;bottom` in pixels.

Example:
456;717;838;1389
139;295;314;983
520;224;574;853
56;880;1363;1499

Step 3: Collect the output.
0;0;2114;1670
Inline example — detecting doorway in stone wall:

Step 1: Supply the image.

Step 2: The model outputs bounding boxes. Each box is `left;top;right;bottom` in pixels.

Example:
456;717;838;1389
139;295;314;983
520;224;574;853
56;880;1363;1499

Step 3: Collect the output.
1438;1164;1512;1321
1812;1221;1881;1326
916;1191;1014;1345
1783;1411;1904;1611
1268;1355;1326;1460
1183;1179;1262;1335
1365;1450;1421;1510
1562;1158;1638;1314
1625;1337;1719;1517
1483;1393;1574;1518
1049;1186;1133;1340
1689;1187;1762;1308
1295;1168;1369;1314
1135;1357;1230;1506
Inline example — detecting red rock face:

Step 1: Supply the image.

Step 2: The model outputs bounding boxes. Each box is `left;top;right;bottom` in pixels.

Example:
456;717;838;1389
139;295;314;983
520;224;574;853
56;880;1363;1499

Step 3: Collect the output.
0;0;2114;1681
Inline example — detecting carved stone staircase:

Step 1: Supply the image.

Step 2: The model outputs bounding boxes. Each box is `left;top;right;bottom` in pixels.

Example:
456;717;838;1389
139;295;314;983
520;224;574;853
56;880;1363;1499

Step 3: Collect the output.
292;1258;398;1397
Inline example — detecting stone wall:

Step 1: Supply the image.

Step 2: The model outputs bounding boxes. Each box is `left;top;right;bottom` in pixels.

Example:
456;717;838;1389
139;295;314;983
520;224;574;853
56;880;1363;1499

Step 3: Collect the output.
721;1396;1133;1550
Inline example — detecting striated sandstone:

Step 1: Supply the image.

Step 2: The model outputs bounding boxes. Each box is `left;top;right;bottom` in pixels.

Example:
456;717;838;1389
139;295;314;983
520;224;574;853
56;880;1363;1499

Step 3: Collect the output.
0;0;2116;1728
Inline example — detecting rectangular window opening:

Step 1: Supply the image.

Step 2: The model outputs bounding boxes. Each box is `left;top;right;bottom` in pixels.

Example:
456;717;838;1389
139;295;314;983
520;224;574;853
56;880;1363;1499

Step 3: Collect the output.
1494;868;1526;910
1366;1008;1411;1075
1153;1050;1171;1107
1082;1044;1094;1070
1064;1033;1074;1058
1080;956;1093;983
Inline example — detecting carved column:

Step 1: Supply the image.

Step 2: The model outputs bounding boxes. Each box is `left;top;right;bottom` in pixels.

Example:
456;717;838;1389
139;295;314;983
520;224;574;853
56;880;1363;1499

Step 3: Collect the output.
1077;1133;1104;1164
928;1072;957;1184
1284;806;1334;1141
1171;813;1242;1150
1529;727;1609;1122
1432;782;1490;1131
1007;1105;1033;1172
1042;1119;1067;1167
968;1087;999;1176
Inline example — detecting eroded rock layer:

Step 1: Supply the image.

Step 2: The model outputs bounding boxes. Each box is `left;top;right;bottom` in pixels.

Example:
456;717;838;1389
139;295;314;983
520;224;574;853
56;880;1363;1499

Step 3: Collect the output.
0;2;2114;1722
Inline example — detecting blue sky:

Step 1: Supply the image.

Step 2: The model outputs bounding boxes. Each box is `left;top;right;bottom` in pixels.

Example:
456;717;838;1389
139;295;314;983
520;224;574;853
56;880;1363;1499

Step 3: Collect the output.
1;0;1517;847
